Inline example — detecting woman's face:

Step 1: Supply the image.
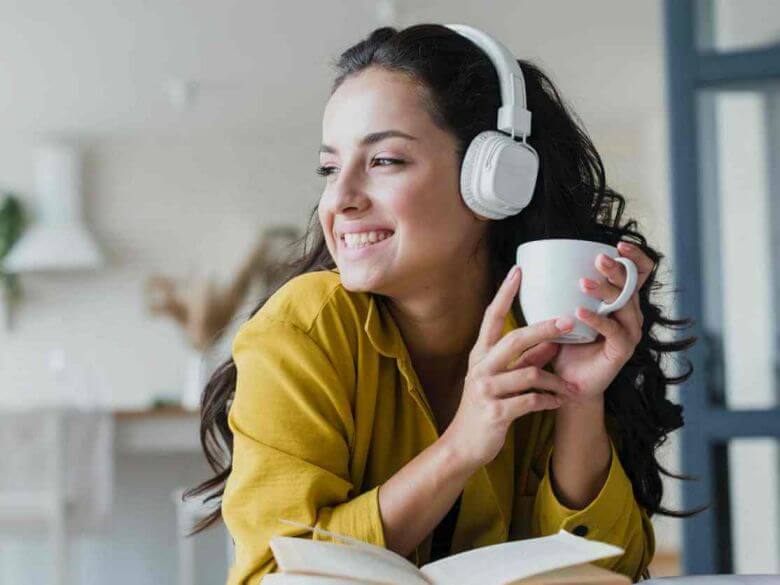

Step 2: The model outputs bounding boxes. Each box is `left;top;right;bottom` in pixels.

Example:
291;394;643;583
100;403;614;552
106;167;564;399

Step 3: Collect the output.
318;66;487;297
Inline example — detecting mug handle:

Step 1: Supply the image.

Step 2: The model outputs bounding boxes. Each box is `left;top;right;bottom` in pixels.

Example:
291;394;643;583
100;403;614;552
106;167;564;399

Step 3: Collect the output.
596;257;638;315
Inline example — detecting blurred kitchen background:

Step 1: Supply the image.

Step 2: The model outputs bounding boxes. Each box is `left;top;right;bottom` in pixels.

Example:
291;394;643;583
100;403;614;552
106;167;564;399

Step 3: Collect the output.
0;1;778;583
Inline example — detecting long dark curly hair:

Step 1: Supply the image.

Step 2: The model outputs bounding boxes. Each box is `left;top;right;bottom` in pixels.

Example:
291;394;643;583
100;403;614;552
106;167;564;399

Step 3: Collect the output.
184;23;705;576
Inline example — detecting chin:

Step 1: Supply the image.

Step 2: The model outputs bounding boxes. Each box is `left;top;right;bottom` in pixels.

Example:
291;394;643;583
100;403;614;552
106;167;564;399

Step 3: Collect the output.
337;266;385;295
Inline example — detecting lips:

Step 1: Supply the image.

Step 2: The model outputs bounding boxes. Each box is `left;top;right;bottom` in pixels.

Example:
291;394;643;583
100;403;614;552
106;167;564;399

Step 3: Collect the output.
335;225;395;239
337;230;394;257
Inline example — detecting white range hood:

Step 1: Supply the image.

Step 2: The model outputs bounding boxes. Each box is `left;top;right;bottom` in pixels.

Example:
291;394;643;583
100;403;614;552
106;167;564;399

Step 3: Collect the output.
3;143;104;273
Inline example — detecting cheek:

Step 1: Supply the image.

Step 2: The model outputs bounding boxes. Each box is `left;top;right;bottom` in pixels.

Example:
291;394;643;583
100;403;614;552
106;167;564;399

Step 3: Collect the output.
391;170;442;220
393;183;466;249
317;204;335;253
390;189;434;244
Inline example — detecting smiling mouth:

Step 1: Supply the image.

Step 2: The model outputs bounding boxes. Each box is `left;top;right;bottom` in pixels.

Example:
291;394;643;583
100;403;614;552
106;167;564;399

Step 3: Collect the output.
339;231;395;249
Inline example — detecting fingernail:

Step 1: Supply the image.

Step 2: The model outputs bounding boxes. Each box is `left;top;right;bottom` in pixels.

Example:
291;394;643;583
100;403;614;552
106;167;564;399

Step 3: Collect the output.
506;266;519;282
555;316;574;330
600;254;615;267
577;307;593;318
618;242;634;251
581;278;597;290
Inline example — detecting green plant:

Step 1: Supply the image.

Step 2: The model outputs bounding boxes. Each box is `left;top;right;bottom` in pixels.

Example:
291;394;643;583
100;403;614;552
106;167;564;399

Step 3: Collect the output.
0;194;26;301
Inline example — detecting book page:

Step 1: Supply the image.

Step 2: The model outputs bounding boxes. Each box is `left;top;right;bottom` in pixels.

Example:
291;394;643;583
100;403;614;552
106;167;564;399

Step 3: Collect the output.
512;562;630;584
275;519;426;578
270;537;430;585
262;574;377;584
420;530;624;585
264;518;431;585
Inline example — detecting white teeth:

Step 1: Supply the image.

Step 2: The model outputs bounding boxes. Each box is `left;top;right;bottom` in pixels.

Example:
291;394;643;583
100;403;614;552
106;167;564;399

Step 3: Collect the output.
343;230;393;248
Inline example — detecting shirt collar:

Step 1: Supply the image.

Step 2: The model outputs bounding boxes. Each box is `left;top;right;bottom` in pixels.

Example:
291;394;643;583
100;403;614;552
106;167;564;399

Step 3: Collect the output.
329;267;520;359
363;286;520;359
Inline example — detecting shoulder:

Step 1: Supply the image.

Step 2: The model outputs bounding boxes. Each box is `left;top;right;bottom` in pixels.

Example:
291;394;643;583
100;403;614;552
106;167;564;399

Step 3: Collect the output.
256;268;370;332
233;269;372;359
230;269;373;412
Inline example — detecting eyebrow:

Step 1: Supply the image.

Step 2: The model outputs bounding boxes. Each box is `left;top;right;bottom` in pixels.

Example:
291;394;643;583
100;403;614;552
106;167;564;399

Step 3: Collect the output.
319;130;417;154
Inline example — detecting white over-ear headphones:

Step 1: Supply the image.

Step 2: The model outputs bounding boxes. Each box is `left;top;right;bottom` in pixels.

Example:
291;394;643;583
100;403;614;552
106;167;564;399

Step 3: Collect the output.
443;24;539;220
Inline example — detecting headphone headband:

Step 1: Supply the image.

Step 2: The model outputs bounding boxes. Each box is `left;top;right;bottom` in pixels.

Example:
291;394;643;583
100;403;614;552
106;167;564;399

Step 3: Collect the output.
444;24;532;140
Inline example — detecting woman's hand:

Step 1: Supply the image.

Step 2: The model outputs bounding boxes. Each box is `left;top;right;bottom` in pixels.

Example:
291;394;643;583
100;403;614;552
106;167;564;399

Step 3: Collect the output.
545;241;656;403
440;264;580;474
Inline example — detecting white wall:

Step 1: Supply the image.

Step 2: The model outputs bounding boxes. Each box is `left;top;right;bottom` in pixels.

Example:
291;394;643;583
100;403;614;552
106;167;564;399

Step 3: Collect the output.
0;132;318;410
711;0;780;50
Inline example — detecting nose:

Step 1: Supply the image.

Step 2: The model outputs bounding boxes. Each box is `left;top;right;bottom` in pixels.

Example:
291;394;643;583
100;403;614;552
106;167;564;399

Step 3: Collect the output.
328;166;369;215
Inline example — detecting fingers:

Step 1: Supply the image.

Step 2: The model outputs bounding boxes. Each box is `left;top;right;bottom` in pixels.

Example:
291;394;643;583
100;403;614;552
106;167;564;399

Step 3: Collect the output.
486;366;579;399
580;276;622;304
616;242;651;327
617;241;655;290
508;341;559;370
575;307;636;351
478;316;574;374
475;266;521;352
575;307;621;338
596;253;626;288
502;391;563;418
581;254;645;343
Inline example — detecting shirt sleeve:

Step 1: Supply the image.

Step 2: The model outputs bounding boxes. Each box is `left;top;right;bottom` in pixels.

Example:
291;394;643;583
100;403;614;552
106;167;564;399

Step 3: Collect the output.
531;436;655;582
222;316;386;585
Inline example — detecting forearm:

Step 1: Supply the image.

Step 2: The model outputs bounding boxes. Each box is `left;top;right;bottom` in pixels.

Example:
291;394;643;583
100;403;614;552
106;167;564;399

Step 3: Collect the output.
551;395;612;510
378;436;473;557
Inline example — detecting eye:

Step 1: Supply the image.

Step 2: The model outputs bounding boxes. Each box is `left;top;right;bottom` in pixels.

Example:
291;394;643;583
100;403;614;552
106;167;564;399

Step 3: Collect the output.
373;157;404;167
315;165;335;177
314;158;405;178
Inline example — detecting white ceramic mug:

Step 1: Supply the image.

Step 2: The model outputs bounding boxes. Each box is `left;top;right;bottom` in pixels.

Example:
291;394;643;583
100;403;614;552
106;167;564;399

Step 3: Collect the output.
515;239;638;343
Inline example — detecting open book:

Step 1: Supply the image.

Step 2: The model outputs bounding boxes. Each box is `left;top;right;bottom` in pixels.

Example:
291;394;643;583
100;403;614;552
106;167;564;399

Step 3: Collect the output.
261;520;631;585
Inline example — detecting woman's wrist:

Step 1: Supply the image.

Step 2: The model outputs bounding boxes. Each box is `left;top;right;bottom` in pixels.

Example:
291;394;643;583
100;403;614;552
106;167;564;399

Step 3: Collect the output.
437;427;482;481
556;392;605;423
377;427;475;555
551;393;611;509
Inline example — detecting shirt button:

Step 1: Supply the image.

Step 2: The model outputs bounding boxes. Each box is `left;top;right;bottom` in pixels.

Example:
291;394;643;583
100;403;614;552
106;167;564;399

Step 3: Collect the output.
572;525;588;537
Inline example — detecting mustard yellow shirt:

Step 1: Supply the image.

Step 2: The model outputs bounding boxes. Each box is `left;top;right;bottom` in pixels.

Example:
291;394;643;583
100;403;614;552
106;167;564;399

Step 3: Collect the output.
222;268;655;584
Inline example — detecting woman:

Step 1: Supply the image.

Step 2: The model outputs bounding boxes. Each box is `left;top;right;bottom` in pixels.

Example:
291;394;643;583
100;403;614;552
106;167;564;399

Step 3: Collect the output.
185;24;701;583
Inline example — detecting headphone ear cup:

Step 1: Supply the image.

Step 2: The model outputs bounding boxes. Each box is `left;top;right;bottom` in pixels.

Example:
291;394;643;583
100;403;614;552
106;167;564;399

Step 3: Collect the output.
459;139;477;211
493;140;539;212
459;131;507;220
